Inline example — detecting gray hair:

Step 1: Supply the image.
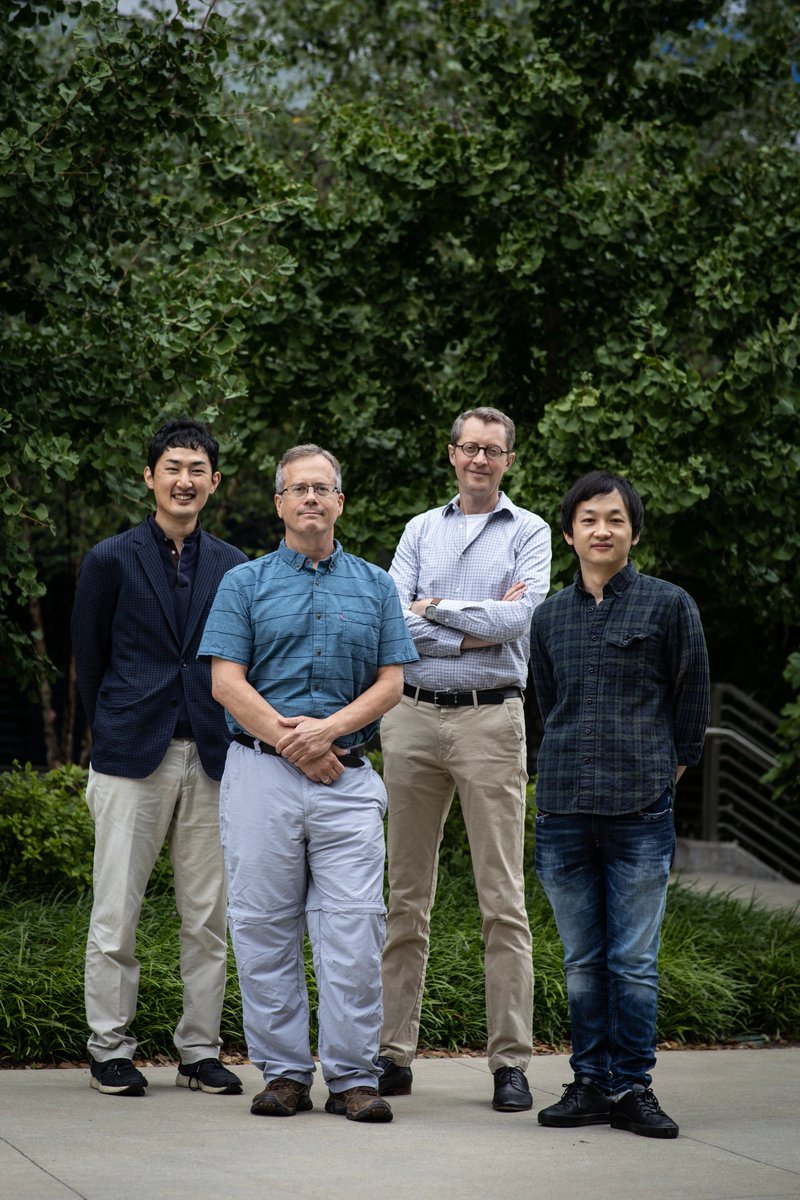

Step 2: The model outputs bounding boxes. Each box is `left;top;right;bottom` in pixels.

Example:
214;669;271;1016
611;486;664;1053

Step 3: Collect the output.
275;444;342;494
450;407;516;453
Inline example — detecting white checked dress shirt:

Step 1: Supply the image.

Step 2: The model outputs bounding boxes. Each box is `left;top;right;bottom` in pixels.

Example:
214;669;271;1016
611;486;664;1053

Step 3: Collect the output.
390;492;552;692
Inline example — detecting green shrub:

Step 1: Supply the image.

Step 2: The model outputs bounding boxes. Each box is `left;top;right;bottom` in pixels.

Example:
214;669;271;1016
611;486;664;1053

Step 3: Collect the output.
0;761;178;898
0;762;94;894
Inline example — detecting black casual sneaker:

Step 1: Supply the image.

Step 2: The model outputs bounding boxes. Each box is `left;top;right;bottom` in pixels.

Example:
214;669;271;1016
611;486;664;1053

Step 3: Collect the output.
377;1055;413;1097
538;1078;611;1127
609;1086;679;1139
176;1058;242;1095
90;1058;148;1097
492;1066;533;1112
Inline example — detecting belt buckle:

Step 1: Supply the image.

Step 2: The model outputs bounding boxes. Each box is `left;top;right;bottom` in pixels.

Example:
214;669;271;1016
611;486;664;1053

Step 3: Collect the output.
433;690;458;707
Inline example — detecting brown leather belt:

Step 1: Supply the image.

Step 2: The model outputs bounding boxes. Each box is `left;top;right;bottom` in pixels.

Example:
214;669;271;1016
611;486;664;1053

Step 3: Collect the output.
403;683;523;707
233;733;366;768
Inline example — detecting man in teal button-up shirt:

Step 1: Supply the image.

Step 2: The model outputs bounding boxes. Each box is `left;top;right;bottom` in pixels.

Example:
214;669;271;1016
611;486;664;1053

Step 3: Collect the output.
200;443;416;1125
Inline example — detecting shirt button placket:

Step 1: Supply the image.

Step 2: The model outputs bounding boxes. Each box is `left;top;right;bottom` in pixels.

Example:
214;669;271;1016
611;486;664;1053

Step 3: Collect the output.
579;599;602;811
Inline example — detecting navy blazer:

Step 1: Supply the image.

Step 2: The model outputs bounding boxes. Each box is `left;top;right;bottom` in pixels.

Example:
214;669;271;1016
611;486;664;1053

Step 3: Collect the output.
72;519;247;781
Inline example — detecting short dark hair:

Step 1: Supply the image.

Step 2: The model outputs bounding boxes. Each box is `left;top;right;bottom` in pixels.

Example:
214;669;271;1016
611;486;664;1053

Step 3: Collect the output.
560;470;644;539
147;418;220;474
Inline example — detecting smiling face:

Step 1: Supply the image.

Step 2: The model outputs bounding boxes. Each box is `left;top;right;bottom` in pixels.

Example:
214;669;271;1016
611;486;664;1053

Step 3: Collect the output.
144;445;220;531
564;489;639;581
275;452;344;556
447;416;515;514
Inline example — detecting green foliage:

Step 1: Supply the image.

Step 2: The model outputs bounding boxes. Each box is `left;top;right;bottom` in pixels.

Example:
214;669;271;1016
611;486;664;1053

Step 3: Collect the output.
0;761;174;896
2;0;799;723
0;762;93;893
0;0;305;689
763;651;800;810
2;870;799;1062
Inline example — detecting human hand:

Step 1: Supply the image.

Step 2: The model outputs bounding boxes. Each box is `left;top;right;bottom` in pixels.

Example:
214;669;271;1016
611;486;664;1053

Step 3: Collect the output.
501;581;526;602
275;715;336;765
298;748;347;785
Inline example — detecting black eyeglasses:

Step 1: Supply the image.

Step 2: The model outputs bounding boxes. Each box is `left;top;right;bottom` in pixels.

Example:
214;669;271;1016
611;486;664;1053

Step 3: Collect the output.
280;483;339;497
453;442;509;461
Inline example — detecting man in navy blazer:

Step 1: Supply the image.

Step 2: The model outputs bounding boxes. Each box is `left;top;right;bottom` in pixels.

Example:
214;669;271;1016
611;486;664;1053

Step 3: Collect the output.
72;417;247;1098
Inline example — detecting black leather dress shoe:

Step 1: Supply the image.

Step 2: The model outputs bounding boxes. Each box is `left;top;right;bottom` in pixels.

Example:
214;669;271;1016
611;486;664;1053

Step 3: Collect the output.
376;1055;413;1096
538;1078;611;1126
492;1066;532;1111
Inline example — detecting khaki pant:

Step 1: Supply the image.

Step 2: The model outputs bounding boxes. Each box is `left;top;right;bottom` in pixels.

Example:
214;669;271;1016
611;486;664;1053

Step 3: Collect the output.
380;695;533;1072
85;739;228;1062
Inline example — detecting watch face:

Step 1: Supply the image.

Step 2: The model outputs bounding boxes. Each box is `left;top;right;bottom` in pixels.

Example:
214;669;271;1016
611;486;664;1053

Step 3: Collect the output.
426;603;438;620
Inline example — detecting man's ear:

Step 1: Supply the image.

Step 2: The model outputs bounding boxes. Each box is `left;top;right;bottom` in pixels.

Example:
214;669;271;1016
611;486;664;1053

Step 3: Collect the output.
144;467;154;491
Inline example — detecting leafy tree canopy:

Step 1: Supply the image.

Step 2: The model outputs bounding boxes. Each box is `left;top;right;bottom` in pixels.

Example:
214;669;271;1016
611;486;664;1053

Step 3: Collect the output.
1;0;798;757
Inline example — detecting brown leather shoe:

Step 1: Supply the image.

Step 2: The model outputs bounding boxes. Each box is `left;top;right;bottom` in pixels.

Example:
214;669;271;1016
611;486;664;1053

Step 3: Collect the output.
251;1077;313;1117
324;1086;393;1123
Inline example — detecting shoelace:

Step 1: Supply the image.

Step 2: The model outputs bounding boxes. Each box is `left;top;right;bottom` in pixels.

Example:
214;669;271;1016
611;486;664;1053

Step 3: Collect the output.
635;1088;663;1113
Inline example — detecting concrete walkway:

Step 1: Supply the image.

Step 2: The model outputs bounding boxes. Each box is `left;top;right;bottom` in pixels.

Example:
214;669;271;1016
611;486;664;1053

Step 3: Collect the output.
670;868;800;917
2;1050;799;1200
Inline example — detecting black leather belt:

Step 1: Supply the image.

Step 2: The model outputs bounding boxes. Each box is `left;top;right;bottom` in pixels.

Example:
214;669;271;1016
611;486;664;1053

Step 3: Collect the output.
233;733;366;768
403;683;523;707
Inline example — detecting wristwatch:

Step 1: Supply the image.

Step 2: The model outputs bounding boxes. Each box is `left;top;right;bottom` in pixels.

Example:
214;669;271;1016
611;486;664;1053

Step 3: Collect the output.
425;601;439;621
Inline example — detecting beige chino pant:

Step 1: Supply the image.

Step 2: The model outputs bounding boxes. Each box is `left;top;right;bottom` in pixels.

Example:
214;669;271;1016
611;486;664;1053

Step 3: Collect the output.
85;739;228;1063
380;695;533;1072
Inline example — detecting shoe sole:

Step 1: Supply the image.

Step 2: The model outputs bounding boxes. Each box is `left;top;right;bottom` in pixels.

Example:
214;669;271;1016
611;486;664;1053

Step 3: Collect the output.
325;1098;393;1123
493;1097;533;1112
377;1083;412;1097
610;1116;678;1138
176;1074;242;1095
89;1076;146;1097
538;1113;610;1127
251;1096;313;1117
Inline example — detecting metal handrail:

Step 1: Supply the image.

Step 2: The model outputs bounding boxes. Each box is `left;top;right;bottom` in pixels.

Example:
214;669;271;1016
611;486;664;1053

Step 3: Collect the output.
701;684;799;882
703;726;777;770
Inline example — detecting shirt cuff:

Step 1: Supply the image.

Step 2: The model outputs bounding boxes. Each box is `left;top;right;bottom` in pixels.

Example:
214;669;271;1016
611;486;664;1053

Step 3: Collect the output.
675;739;705;768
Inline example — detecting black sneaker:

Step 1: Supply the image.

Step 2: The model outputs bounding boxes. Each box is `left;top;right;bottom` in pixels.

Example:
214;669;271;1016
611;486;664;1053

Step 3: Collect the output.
492;1066;533;1112
176;1058;242;1095
610;1086;679;1139
538;1078;611;1127
377;1055;413;1097
90;1058;148;1097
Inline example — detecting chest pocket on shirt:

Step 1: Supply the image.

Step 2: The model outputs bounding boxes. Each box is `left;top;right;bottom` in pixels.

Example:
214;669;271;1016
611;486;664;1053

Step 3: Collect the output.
339;605;381;661
605;627;661;686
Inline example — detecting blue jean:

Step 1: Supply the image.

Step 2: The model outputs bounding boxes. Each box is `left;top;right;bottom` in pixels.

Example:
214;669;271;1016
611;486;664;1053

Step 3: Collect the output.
534;789;675;1094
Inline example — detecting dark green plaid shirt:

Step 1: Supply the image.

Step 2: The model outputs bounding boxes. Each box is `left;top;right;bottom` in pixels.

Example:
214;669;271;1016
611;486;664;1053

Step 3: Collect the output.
531;562;710;815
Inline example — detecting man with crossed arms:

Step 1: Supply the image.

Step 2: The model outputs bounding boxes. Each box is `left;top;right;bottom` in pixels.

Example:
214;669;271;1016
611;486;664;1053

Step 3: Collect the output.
377;407;551;1112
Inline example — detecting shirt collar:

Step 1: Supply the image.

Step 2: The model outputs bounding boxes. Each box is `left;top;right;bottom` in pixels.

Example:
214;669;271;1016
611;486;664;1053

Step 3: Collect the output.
574;560;638;598
442;491;515;520
278;538;343;572
147;514;201;545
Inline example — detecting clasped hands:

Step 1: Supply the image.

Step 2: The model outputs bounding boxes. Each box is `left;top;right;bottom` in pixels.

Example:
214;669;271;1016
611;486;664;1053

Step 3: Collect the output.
275;715;345;785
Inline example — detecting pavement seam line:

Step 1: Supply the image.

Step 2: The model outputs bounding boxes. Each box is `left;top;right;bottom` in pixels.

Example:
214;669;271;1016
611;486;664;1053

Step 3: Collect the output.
678;1135;800;1177
0;1135;90;1200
